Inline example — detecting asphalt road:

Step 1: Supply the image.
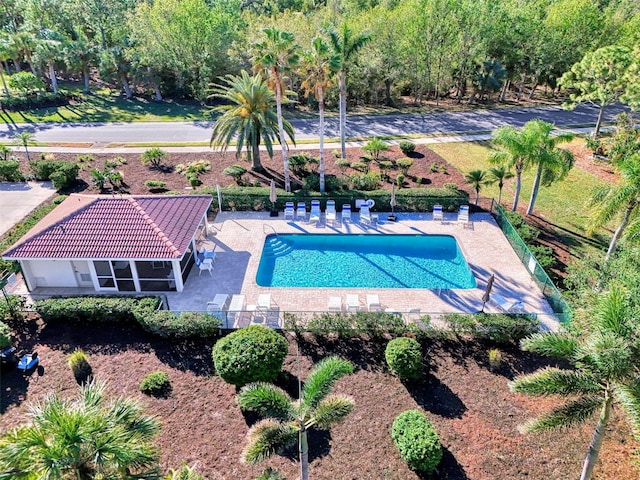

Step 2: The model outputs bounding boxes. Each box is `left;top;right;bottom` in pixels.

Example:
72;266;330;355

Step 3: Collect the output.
0;103;628;145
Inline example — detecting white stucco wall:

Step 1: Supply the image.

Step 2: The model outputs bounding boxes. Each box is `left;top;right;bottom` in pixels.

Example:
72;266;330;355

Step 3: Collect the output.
22;259;77;288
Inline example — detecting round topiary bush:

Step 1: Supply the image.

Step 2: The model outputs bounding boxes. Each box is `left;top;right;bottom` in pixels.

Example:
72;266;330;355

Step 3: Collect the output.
67;349;92;384
385;337;422;380
140;371;172;397
212;325;288;387
391;409;443;473
399;140;416;155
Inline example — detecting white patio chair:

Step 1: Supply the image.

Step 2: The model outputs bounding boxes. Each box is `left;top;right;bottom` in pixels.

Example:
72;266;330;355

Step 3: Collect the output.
346;294;360;312
198;258;214;276
341;204;352;223
432;204;444;222
360;205;372;225
284;202;295;220
328;296;342;312
309;199;321;223
296;202;307;221
326;200;337;225
366;294;382;312
457;205;471;228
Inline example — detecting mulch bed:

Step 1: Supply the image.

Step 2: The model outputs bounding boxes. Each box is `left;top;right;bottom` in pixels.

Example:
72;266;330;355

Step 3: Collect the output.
0;317;636;479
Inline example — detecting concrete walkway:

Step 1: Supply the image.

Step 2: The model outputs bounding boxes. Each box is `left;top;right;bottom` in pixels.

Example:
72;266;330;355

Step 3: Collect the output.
0;181;55;237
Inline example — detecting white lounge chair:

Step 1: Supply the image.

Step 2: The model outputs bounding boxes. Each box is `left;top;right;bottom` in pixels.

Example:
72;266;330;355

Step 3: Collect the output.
433;204;443;222
346;294;360;312
284;202;295;220
366;294;382;312
341;204;352;223
491;293;525;314
326;200;337;225
296;202;307;221
328;296;342;312
360;205;372;225
309;199;321;223
207;293;229;314
457;205;471;228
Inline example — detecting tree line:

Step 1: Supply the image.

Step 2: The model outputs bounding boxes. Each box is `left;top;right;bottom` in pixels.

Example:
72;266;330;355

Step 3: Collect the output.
1;0;639;109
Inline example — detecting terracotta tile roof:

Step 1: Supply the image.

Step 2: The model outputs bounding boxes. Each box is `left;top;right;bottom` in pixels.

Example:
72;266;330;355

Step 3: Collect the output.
2;194;212;260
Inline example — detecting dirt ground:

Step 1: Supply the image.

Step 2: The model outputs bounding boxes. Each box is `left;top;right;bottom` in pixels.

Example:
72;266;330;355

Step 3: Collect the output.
0;317;635;480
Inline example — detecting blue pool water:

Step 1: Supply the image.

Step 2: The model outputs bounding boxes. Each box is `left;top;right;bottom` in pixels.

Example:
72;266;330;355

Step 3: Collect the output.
256;234;476;289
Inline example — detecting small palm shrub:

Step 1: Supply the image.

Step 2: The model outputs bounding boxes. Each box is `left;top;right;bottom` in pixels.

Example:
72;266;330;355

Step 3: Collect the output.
488;348;503;372
396;158;414;175
176;159;211;186
140;148;167;169
163;464;205;480
391;409;443;473
212;325;288;387
385;337;422;380
68;349;92;383
224;164;247;185
399;140;416;155
140;371;172;397
362;137;389;161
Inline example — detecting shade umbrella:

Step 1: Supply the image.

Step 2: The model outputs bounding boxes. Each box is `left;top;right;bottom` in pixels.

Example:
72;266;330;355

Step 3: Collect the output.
269;179;278;216
388;183;398;221
481;274;495;312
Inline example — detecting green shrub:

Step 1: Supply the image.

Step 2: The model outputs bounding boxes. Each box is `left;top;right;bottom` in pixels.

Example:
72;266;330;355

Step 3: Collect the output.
140;371;171;396
30;160;79;190
488;348;502;372
176;159;211;184
391;409;442;473
399;141;416;155
350;172;381;191
350;161;369;173
91;168;107;189
528;244;556;269
443;313;539;344
430;162;438;173
379;161;393;179
139;311;222;339
224;164;247;185
0;160;24;181
0;296;25;323
35;296;161;325
8;71;44;94
443;183;458;192
144;180;167;190
53;195;67;204
67;349;92;383
290;312;419;338
385;337;423;380
77;154;94;164
288;154;313;176
396;173;405;187
503;210;539;243
140;148;167;169
362;137;389;161
396;158;414;175
335;158;350;173
212;325;288;387
0;321;12;349
256;467;285;480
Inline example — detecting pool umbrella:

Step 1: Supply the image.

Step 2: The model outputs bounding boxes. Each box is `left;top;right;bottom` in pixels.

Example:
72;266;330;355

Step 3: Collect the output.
388;182;398;222
269;179;278;217
481;274;495;313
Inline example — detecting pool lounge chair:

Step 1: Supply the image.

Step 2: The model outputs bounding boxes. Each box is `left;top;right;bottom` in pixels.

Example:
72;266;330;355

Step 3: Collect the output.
328;296;342;312
309;199;321;223
433;204;444;222
360;205;372;225
346;294;360;312
366;294;382;312
341;204;352;223
284;202;295;220
326;200;337;225
457;205;471;228
296;202;307;221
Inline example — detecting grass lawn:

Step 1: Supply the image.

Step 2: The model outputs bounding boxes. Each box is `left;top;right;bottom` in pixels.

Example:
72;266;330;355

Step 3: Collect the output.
429;140;610;256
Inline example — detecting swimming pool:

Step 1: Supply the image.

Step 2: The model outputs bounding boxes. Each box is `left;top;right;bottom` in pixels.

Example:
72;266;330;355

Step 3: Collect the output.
256;234;476;289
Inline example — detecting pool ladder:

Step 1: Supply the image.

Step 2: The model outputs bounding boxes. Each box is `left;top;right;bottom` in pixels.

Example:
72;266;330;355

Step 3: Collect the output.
263;224;278;238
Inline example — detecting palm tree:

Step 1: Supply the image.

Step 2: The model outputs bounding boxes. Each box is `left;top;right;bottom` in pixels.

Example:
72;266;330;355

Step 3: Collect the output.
324;23;371;159
237;356;355;480
509;287;640;480
588;153;640;262
300;37;341;193
0;379;160;480
253;28;300;192
464;169;489;205
524;120;574;215
210;70;295;172
14;131;33;161
487;165;514;205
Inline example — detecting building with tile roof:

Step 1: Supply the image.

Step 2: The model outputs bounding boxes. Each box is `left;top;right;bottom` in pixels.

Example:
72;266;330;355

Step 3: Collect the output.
2;194;212;293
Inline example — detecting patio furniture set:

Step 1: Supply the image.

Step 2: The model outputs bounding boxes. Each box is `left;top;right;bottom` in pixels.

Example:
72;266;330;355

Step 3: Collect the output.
284;199;379;226
206;292;280;328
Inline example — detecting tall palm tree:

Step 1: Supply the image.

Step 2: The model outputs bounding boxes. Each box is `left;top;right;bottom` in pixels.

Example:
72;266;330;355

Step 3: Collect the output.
524;120;574;215
588;153;640;262
324;23;371;159
509;287;640;480
14;131;33;161
300;37;341;193
0;379;161;480
487;165;514;205
253;28;300;192
237;356;354;480
210;70;295;172
464;169;489;205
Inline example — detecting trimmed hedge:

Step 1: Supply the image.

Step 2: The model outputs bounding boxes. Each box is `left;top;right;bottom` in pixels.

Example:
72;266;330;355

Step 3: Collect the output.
0;160;24;181
138;311;222;339
35;296;160;323
391;409;443;473
197;186;468;213
140;371;171;396
212;325;288;387
443;313;539;344
385;337;423;380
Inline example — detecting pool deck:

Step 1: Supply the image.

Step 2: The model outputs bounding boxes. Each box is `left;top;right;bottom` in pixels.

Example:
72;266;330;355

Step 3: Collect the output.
165;210;558;331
